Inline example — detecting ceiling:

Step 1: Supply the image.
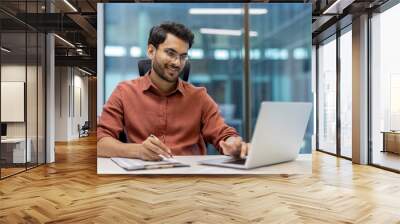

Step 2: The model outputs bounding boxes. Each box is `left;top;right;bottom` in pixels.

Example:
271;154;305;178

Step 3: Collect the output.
1;0;100;73
0;0;391;75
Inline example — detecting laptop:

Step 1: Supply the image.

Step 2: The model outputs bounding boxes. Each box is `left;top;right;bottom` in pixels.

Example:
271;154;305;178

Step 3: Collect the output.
199;101;312;169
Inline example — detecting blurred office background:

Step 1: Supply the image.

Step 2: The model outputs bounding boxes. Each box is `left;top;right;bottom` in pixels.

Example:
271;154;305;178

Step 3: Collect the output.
100;3;312;154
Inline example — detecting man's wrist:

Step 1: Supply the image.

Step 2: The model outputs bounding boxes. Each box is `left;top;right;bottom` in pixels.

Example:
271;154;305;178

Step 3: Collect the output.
118;143;141;158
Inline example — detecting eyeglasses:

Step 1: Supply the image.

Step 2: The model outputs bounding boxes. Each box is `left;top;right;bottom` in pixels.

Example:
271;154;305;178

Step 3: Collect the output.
162;48;189;62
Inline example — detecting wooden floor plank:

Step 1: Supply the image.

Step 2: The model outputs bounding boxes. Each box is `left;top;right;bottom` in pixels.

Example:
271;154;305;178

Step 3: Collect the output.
0;135;399;223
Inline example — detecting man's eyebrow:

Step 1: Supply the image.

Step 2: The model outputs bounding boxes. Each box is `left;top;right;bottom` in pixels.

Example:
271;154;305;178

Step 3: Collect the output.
165;48;188;55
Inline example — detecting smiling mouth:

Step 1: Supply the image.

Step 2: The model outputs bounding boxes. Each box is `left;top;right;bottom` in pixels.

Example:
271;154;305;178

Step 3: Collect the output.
167;67;179;75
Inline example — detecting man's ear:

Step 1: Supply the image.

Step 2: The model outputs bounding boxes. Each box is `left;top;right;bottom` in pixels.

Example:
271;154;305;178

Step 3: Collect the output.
147;45;155;59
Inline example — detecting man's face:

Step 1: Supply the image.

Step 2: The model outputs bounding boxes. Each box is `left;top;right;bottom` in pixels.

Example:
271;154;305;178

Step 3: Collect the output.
148;33;189;83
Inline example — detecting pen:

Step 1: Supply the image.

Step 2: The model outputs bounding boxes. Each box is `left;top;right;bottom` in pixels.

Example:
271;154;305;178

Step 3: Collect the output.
150;134;174;158
144;164;189;170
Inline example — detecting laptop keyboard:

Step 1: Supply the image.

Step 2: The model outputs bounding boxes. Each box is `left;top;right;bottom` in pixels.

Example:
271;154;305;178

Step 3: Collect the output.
224;159;246;165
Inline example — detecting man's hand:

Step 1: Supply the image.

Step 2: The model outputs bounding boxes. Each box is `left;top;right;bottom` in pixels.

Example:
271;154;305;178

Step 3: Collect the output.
138;135;172;161
219;136;249;159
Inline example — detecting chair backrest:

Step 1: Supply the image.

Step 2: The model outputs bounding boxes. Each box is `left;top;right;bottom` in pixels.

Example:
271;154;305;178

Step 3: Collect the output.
138;59;190;82
82;121;89;129
118;130;127;143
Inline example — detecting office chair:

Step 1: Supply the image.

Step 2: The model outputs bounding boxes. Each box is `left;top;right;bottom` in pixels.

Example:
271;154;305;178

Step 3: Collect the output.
138;59;190;82
78;121;90;138
117;59;191;143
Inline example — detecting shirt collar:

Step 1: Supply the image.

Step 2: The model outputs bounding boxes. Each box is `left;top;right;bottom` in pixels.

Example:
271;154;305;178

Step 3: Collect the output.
141;70;185;96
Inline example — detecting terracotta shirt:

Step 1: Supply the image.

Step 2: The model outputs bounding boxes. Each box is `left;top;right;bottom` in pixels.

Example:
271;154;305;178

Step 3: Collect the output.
97;73;239;155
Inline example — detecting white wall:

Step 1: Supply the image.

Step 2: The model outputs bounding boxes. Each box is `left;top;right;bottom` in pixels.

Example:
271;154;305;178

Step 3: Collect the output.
55;67;69;141
72;72;89;138
1;64;46;164
55;67;89;141
1;65;26;142
1;65;38;138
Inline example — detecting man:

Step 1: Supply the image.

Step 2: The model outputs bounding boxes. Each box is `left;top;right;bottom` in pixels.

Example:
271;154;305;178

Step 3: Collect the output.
97;22;249;161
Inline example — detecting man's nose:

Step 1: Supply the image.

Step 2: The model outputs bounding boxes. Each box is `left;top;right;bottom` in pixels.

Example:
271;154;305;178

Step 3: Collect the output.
171;57;183;68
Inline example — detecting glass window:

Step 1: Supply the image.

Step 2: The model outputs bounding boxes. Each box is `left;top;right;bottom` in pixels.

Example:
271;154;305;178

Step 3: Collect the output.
339;28;352;158
104;3;244;154
0;1;46;179
38;32;46;165
249;3;312;153
1;21;28;177
371;3;400;171
317;36;337;154
27;30;38;169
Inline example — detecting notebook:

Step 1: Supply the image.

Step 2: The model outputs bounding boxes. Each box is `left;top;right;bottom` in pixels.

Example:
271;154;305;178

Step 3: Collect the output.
111;156;190;170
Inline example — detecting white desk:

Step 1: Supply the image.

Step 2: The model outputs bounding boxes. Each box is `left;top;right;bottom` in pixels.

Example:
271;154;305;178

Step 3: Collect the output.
1;138;31;163
97;154;312;175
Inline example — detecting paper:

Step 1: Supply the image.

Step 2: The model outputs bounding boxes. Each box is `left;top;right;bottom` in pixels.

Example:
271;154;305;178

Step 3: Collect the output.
110;157;188;170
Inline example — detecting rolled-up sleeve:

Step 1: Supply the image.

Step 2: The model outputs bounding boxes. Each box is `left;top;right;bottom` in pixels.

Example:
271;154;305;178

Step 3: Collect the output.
200;89;239;153
97;84;124;142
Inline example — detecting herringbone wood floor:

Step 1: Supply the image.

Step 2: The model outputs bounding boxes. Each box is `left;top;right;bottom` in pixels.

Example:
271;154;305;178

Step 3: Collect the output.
0;135;399;224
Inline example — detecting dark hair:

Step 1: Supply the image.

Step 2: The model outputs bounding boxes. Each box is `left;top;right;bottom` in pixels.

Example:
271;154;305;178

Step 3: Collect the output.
148;22;194;49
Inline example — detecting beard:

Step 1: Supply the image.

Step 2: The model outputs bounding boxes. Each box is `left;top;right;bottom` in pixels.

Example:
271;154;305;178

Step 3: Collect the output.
152;57;181;83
